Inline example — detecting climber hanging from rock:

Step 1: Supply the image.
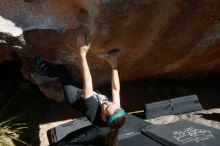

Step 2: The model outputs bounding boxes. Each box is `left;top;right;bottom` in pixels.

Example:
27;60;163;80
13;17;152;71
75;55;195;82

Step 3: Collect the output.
34;31;126;146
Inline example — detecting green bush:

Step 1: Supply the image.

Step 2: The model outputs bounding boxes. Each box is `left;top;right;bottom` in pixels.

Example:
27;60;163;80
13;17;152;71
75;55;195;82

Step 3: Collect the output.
0;86;28;146
0;116;28;146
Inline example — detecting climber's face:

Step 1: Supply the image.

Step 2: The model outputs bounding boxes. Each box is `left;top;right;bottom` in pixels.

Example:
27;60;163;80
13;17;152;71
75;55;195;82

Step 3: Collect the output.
101;101;120;122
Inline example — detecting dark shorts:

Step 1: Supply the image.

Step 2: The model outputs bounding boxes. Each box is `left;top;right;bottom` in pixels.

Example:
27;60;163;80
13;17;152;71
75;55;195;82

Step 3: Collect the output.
63;85;83;104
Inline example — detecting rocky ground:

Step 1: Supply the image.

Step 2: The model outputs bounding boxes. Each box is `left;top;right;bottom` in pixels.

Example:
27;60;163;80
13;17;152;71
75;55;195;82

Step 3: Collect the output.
146;109;220;129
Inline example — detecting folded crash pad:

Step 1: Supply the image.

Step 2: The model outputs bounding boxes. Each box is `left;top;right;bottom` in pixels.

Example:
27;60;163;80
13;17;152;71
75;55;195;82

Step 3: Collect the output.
144;95;203;119
48;117;91;145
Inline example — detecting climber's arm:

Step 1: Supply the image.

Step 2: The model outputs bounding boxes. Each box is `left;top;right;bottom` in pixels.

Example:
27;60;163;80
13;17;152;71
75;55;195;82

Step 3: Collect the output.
99;49;121;106
77;33;93;98
111;67;121;107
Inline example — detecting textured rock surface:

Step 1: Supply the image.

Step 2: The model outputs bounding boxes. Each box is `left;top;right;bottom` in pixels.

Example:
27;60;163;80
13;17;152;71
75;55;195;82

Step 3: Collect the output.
1;0;220;101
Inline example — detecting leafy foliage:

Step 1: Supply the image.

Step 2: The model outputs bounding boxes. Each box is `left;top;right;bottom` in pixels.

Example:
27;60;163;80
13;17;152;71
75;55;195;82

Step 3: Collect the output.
0;116;28;146
0;85;28;146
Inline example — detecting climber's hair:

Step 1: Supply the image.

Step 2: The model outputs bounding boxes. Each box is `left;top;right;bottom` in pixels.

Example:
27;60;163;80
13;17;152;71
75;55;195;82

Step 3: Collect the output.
104;109;126;146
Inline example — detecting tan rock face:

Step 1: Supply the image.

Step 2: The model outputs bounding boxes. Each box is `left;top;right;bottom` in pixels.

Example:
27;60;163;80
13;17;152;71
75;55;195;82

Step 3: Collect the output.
1;0;220;101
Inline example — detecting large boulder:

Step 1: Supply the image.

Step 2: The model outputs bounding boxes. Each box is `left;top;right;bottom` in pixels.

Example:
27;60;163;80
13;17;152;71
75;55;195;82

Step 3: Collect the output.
1;0;220;101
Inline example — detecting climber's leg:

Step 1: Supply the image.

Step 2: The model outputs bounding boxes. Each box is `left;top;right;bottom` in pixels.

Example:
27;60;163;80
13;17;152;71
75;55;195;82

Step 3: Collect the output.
34;57;82;104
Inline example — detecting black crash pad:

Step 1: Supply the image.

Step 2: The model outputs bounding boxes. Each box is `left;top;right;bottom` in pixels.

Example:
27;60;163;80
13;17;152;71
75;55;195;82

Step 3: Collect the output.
119;133;164;146
144;95;203;119
142;120;220;146
119;114;152;139
91;114;153;140
48;114;152;145
48;117;91;144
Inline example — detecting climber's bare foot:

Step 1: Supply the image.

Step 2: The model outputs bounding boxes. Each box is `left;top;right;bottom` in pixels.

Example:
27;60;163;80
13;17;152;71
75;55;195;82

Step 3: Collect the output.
99;48;120;68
